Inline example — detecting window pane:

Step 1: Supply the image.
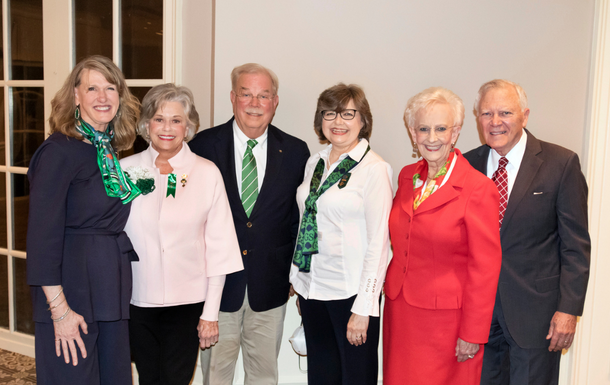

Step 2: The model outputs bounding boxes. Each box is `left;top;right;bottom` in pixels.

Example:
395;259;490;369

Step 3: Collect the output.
74;0;113;63
0;88;5;165
0;256;7;329
14;257;33;335
118;86;151;158
0;172;6;249
9;0;43;80
121;0;163;79
129;86;152;103
12;174;28;252
10;87;45;168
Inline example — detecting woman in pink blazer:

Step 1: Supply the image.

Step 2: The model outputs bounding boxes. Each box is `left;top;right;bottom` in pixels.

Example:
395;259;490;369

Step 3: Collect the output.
383;87;502;384
121;84;243;385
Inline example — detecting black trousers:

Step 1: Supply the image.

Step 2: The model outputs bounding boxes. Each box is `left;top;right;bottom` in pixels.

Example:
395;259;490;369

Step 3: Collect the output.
299;295;380;385
129;302;204;385
35;319;131;385
481;292;561;385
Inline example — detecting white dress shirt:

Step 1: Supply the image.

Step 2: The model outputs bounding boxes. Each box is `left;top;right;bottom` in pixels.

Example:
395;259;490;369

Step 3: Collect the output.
289;139;393;317
121;143;244;321
486;129;528;198
233;120;267;193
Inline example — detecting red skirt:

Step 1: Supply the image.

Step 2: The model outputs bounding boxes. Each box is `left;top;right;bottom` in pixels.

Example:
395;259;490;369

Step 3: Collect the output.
383;291;484;385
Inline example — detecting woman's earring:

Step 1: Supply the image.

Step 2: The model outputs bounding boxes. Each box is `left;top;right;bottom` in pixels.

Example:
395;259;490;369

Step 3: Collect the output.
451;142;455;152
411;143;418;158
75;105;81;120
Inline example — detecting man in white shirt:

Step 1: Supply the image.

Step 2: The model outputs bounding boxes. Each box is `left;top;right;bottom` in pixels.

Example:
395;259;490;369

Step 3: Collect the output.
189;63;309;384
464;79;590;385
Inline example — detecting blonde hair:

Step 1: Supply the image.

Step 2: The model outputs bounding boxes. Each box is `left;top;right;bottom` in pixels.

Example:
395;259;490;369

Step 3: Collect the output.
49;55;140;151
137;83;200;142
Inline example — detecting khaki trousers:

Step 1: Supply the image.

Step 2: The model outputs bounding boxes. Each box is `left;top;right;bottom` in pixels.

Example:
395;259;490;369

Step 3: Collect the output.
200;291;287;385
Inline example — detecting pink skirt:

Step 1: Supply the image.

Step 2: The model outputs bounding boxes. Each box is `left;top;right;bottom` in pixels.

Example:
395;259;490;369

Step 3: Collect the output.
383;291;484;385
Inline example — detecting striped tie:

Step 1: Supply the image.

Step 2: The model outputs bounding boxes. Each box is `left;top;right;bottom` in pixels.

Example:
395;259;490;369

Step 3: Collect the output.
492;156;509;228
241;139;258;217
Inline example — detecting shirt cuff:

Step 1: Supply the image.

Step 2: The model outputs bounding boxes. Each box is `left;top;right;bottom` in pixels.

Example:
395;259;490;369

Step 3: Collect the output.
200;275;226;321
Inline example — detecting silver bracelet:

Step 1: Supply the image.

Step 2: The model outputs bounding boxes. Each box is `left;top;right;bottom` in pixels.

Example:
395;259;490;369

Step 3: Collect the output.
47;297;66;311
51;307;71;322
46;288;64;304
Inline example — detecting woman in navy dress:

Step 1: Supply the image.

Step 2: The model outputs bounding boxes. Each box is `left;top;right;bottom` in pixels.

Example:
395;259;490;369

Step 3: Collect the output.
26;55;141;385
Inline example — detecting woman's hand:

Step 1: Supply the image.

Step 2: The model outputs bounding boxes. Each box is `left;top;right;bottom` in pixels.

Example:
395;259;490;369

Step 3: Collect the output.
346;313;369;346
198;320;219;349
53;308;88;366
455;337;480;362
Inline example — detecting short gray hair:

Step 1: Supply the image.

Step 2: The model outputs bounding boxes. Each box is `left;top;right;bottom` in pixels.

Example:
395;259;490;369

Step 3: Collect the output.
231;63;279;95
404;87;465;129
473;79;528;116
138;83;200;142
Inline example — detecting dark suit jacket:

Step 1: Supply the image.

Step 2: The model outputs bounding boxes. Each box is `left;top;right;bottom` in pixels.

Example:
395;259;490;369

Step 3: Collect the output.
463;129;590;349
189;118;309;312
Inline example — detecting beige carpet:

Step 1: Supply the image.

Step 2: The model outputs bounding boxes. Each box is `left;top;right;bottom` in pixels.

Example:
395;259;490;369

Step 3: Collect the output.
0;349;36;384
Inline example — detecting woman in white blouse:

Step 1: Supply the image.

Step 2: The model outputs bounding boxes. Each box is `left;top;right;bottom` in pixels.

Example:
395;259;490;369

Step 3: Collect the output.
121;84;243;385
290;83;393;385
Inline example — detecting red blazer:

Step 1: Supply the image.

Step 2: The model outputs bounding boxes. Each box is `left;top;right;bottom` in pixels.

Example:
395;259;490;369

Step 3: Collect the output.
384;151;502;344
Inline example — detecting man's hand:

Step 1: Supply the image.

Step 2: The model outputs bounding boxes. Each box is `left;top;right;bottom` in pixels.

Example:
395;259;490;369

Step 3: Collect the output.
546;311;577;352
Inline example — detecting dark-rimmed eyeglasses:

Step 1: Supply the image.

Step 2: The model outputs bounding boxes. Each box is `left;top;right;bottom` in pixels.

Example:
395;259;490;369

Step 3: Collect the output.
321;110;358;121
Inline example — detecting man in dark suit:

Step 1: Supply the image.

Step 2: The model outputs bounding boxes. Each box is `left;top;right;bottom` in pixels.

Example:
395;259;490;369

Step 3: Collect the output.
463;79;590;385
189;63;309;384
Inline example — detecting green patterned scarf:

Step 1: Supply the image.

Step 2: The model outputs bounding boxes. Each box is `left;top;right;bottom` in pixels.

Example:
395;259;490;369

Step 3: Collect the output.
292;145;370;272
75;117;141;204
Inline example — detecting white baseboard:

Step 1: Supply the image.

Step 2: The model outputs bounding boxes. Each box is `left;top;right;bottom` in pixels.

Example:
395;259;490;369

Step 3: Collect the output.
0;330;35;357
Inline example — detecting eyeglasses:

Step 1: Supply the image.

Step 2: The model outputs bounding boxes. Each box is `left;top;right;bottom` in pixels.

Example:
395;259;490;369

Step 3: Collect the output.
236;93;275;105
321;110;358;121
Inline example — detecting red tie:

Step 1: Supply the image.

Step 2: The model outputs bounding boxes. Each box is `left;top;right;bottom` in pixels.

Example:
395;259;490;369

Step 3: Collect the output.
492;157;509;228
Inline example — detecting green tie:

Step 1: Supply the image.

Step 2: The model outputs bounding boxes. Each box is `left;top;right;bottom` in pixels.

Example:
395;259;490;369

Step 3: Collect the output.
241;139;258;217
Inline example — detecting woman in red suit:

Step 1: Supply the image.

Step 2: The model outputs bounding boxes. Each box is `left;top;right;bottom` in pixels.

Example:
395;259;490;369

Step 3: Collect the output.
383;87;502;384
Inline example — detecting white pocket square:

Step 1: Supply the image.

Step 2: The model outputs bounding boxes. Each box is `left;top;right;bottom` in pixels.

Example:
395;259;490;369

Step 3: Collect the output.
533;192;543;195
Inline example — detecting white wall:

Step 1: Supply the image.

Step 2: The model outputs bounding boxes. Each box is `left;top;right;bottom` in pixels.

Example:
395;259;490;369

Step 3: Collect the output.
183;1;596;384
212;0;595;181
181;1;214;127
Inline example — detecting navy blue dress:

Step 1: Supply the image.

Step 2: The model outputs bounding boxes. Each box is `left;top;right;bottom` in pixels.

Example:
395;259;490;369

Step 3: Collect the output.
27;132;137;385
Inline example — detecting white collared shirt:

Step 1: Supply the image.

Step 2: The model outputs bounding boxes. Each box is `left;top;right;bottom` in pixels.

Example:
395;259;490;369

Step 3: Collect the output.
233;120;267;193
486;129;528;198
289;139;393;317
